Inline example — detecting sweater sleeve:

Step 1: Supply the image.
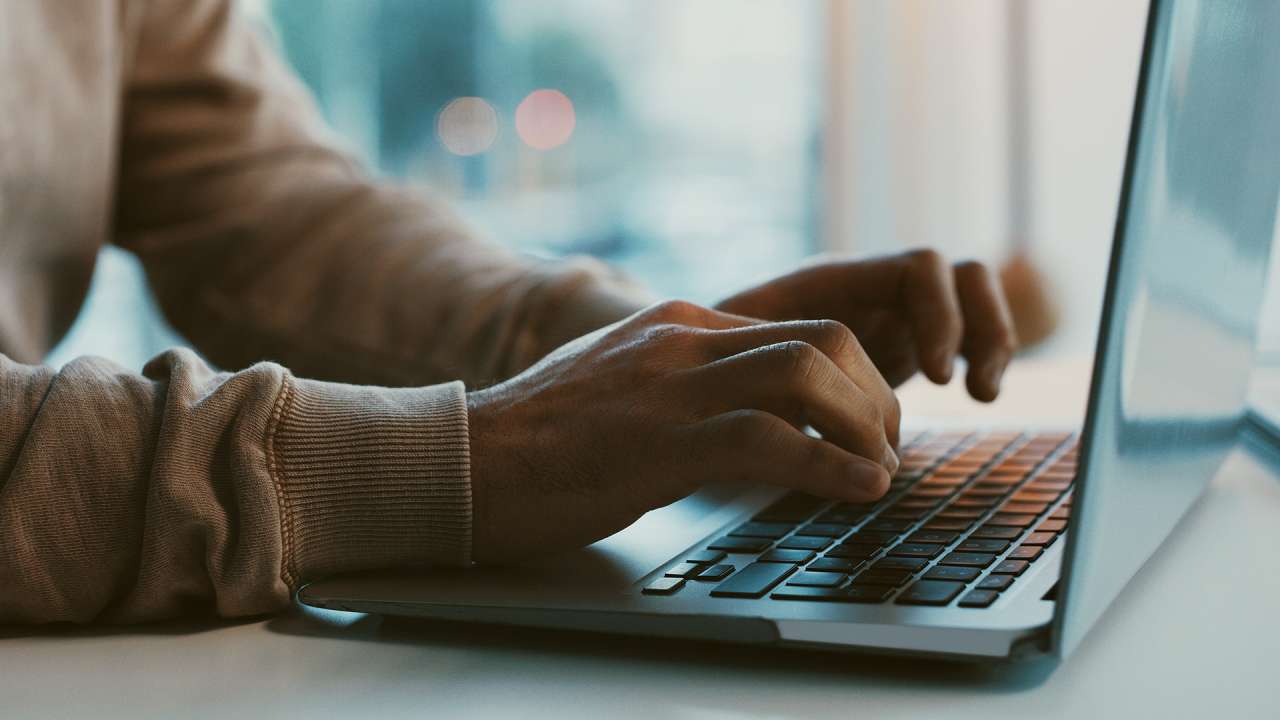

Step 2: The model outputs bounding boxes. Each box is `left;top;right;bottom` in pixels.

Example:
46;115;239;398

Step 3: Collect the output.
0;350;470;624
111;0;649;389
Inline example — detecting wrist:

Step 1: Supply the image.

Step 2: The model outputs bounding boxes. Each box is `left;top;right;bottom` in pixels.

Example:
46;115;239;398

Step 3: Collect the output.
519;260;651;369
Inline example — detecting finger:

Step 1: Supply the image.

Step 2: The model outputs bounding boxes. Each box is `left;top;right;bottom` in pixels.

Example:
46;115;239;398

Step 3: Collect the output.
862;318;920;387
687;341;899;473
953;261;1018;402
899;249;964;384
684;410;891;502
698;319;901;448
630;299;764;332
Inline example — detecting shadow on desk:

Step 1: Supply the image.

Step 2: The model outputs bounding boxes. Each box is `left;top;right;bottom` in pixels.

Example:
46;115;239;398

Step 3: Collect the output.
265;605;1059;693
0;614;267;641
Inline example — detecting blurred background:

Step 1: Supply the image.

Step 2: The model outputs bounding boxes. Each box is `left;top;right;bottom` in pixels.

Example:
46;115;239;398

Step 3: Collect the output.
47;0;1279;408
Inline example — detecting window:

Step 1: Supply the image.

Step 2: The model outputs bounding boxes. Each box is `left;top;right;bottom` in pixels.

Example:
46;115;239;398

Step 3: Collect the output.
49;1;1279;382
265;0;822;302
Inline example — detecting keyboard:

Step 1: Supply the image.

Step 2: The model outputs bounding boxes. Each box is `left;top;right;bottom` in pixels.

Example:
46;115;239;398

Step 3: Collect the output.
641;430;1077;609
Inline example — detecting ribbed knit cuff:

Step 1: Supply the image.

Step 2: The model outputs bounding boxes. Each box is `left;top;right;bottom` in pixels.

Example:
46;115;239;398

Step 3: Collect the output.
265;376;471;588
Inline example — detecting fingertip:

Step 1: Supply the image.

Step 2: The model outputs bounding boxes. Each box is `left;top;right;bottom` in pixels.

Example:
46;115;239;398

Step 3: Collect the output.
967;358;1008;404
965;366;1000;403
926;349;955;384
847;460;891;501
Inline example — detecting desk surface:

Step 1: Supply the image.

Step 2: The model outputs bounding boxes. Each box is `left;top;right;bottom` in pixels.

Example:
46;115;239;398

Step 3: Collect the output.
4;361;1279;720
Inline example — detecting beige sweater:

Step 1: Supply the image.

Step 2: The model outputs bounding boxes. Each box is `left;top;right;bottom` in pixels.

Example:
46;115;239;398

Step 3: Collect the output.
0;0;644;624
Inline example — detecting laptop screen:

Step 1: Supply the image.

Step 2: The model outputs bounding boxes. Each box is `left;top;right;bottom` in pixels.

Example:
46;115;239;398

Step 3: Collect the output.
1054;0;1280;657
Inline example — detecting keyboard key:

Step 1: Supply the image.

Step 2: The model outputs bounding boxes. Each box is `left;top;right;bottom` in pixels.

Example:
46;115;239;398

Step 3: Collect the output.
991;560;1030;575
881;507;931;520
1049;507;1071;520
970;526;1021;540
1011;490;1059;503
731;522;794;539
951;497;999;509
816;510;871;525
865;518;914;532
664;562;703;578
924;565;981;582
754;494;826;523
987;513;1037;528
846;530;899;544
710;562;795;598
977;574;1014;591
643;577;684;595
796;523;852;537
787;571;846;588
1001;502;1050;515
936;508;985;520
976;475;1024;487
772;585;892;603
844;585;895;603
759;549;816;564
825;543;880;559
959;590;1000;608
907;530;960;544
1021;532;1056;546
694;564;735;581
957;539;1010;553
889;543;944;559
872;557;929;572
908;486;954;498
923;519;971;531
940;552;997;568
808;558;862;573
772;586;853;601
778;535;832;551
1037;519;1068;533
856;569;912;587
1008;545;1043;561
685;550;727;565
707;536;772;553
896;580;966;606
962;486;1008;498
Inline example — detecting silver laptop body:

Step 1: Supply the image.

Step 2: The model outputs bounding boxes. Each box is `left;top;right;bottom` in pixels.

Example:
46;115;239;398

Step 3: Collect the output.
301;0;1280;662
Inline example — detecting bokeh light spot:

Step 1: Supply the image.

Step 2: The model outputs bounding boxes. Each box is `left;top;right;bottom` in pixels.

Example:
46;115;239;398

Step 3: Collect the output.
515;89;576;151
437;97;499;156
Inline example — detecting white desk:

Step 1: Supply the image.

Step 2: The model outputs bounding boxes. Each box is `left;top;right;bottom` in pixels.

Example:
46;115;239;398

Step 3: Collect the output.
4;361;1279;720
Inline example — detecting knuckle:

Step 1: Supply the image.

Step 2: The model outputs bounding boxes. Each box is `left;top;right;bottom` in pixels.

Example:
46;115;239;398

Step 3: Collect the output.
632;324;702;372
732;411;786;447
772;341;822;381
993;327;1019;354
954;258;988;276
639;322;688;346
643;299;699;322
801;436;833;470
908;247;947;270
885;391;903;427
810;319;857;355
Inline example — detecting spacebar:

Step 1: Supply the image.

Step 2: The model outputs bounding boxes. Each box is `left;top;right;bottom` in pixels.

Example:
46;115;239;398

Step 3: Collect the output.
710;562;795;598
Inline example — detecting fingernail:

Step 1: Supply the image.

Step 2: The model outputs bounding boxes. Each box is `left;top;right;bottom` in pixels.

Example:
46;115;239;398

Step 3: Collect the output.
884;448;901;477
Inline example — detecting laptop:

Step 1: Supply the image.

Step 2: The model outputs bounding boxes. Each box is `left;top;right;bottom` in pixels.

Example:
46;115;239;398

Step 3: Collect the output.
301;0;1280;662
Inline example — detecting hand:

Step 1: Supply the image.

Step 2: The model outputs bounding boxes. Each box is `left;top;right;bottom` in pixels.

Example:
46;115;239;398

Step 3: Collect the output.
467;301;901;563
715;249;1017;401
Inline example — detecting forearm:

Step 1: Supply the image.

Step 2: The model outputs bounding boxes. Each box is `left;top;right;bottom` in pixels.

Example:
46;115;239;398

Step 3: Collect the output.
113;0;650;388
0;351;470;624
